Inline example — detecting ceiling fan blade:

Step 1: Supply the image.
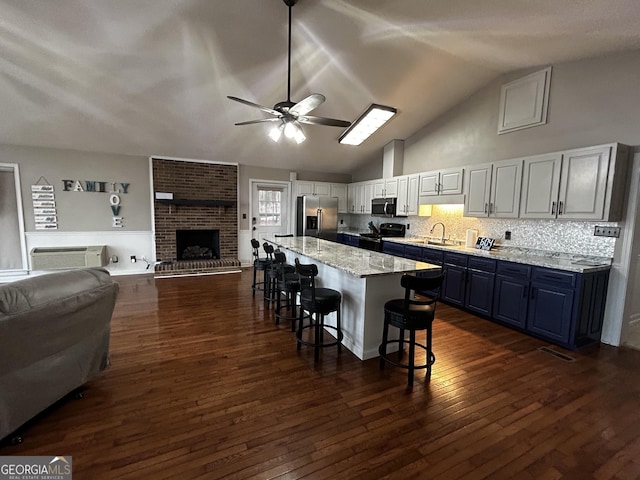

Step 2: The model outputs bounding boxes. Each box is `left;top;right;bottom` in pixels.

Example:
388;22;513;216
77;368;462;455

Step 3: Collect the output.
289;93;326;116
298;115;351;128
227;96;281;117
235;118;282;126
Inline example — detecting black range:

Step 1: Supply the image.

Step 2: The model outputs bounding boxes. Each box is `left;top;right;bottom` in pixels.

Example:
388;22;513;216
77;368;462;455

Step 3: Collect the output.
358;223;406;252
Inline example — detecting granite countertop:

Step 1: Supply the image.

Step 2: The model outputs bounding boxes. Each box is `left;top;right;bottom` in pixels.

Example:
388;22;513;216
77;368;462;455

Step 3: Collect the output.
384;237;612;274
266;236;440;278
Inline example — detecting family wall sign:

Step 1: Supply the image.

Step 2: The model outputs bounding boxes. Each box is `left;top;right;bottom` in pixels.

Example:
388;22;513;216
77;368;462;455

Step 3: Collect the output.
62;180;130;228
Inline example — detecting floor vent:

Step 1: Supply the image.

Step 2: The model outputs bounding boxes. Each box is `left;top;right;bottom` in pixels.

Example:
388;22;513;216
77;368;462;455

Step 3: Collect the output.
538;346;575;362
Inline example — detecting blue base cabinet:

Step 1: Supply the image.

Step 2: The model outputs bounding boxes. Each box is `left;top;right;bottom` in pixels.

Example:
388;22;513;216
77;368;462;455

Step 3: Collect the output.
492;262;531;329
527;268;576;344
373;242;610;350
442;253;468;307
465;257;496;317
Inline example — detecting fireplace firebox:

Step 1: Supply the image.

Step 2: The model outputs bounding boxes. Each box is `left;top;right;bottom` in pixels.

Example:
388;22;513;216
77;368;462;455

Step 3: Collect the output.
176;229;220;261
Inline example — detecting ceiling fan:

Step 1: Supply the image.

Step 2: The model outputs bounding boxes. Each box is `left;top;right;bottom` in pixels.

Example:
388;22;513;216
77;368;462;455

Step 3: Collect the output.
227;0;351;144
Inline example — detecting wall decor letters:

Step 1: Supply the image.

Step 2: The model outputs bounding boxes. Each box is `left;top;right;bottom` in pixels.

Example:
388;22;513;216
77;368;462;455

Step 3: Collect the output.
61;179;129;228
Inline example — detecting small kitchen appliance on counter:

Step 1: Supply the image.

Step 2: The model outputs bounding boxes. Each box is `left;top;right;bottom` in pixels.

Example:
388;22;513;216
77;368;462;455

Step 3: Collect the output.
358;222;406;251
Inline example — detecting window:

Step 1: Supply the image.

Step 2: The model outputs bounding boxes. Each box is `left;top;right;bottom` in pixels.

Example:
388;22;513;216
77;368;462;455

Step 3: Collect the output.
258;188;282;226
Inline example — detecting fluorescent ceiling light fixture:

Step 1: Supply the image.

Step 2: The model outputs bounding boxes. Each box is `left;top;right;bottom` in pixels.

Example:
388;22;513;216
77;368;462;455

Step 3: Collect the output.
338;104;397;146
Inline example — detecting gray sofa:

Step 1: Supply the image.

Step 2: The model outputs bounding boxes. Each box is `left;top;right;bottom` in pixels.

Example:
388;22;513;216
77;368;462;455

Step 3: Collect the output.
0;267;118;441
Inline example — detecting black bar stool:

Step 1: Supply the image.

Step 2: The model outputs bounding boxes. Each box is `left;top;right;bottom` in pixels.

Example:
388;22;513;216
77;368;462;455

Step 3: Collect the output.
262;243;277;305
272;251;301;330
295;258;343;362
251;239;271;297
379;273;444;387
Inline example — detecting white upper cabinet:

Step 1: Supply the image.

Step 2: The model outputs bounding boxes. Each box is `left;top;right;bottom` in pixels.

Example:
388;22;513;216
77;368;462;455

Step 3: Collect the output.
348;181;374;214
520;143;629;221
464;164;492;217
295;180;331;197
419;168;464;196
465;160;523;218
373;178;398;198
395;174;420;216
330;183;348;214
519;153;562;219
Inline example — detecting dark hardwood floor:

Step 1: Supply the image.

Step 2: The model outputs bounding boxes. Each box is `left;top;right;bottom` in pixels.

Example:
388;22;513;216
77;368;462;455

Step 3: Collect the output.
3;270;640;479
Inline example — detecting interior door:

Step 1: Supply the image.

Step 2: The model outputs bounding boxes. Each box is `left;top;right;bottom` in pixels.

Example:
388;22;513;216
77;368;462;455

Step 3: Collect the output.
251;182;290;243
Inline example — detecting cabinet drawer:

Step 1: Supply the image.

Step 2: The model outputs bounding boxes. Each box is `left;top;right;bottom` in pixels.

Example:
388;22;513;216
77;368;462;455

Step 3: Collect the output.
496;261;531;279
382;241;405;256
423;248;444;265
404;245;423;261
467;256;497;272
532;267;576;288
443;252;468;267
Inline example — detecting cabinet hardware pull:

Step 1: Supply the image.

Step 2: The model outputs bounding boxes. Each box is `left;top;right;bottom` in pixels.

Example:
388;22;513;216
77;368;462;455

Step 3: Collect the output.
531;287;536;300
484;203;488;213
551;201;556;215
558;201;564;215
489;203;493;214
523;286;528;298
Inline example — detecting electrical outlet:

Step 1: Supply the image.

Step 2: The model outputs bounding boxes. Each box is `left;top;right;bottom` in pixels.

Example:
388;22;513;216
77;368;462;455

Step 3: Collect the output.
406;224;410;230
130;255;137;263
594;226;621;238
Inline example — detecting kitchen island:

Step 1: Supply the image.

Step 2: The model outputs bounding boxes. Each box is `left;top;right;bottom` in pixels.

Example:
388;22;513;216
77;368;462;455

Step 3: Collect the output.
266;236;440;360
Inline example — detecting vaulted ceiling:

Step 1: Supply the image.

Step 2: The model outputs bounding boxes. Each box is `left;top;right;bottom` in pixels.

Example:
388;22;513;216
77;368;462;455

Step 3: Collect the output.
2;0;640;174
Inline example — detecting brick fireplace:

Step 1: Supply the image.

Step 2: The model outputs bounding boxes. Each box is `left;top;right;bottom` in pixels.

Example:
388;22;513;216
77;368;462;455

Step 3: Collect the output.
152;159;240;276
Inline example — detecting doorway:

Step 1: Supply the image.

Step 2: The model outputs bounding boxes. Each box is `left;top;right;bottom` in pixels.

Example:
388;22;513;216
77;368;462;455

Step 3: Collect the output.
250;181;290;243
0;164;28;274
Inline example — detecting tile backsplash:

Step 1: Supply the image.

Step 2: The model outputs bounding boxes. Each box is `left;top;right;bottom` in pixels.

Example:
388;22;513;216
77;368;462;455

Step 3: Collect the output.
343;205;618;258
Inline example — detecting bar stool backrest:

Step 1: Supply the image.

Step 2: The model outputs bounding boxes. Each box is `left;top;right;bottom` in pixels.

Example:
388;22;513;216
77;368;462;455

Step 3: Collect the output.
295;258;318;304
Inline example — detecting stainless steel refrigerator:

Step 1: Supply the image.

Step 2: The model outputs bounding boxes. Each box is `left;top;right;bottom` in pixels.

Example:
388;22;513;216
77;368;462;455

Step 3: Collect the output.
296;196;338;241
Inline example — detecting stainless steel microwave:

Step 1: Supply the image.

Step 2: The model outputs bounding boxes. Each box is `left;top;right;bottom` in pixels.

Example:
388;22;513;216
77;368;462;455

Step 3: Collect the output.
371;197;398;217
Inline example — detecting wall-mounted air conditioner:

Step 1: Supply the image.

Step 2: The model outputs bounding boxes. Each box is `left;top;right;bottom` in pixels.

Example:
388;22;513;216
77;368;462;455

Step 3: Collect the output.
30;246;108;270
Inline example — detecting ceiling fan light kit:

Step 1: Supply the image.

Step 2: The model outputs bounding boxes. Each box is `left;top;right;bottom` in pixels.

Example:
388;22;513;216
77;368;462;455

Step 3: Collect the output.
227;0;349;143
338;104;398;146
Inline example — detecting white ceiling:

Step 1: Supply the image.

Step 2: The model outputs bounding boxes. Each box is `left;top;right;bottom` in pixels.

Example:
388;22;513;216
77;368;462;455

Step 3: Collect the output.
2;0;640;175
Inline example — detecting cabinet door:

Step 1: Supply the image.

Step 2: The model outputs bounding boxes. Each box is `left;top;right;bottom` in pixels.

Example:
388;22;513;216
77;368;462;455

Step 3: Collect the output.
465;269;495;316
384;178;398;198
439;168;464;195
442;264;466;307
557;145;610;220
363;182;374;214
373;179;386;198
347;183;358;213
331;183;348;213
464;164;492;217
520;153;562;219
527;282;574;344
296;181;315;196
313;182;330;196
396;176;409;215
406;174;420;216
493;275;529;328
419;171;439;196
491;159;522;218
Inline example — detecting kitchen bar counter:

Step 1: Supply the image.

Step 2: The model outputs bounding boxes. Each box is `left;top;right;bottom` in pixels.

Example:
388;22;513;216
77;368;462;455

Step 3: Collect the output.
266;236;440;360
267;236;436;277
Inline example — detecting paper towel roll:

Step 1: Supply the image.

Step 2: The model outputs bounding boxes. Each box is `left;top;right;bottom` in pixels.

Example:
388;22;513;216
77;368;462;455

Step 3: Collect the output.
466;229;478;248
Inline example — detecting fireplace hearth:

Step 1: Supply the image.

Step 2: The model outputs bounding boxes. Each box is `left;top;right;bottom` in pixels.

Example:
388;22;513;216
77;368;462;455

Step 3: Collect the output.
176;229;220;261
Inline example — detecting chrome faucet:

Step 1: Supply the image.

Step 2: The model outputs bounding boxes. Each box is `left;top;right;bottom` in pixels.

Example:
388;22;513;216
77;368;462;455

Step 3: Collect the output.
430;222;446;243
